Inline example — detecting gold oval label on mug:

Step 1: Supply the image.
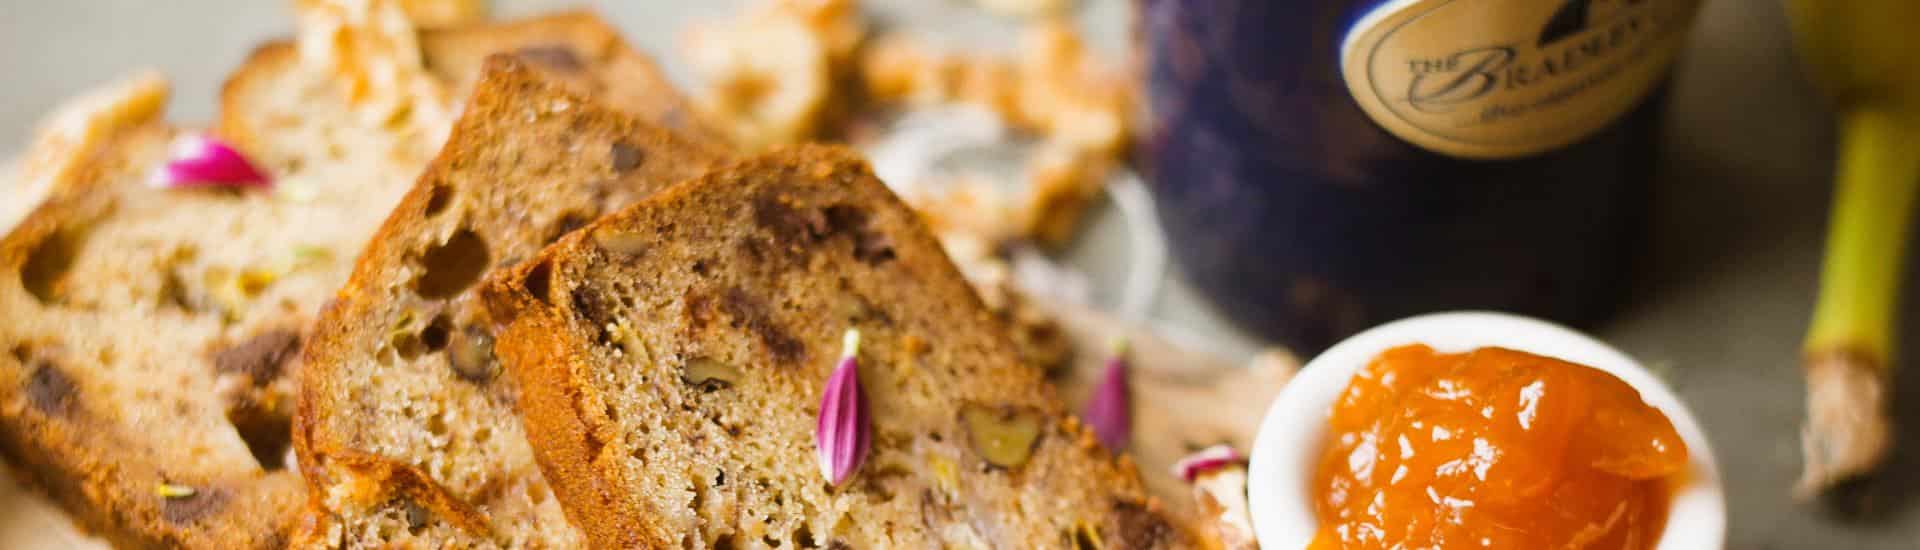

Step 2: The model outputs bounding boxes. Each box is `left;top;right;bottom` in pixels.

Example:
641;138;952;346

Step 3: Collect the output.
1342;0;1700;159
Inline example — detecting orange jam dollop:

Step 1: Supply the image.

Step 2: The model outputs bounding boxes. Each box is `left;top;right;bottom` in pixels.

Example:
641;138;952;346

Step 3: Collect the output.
1309;345;1688;549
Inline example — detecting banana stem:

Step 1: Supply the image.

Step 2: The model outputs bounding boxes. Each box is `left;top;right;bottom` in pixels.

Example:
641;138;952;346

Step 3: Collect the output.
1807;108;1920;360
1798;107;1920;495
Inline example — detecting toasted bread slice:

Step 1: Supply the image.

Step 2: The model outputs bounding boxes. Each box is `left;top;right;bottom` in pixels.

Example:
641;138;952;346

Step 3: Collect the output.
292;55;727;547
0;9;708;548
480;146;1199;548
1;70;169;236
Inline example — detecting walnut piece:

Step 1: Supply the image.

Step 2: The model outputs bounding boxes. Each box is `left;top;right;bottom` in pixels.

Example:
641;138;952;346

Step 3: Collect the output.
960;403;1046;469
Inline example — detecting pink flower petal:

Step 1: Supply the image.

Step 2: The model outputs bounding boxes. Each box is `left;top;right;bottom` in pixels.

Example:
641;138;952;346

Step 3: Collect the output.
1082;339;1131;451
817;329;871;485
148;134;271;189
1171;444;1246;482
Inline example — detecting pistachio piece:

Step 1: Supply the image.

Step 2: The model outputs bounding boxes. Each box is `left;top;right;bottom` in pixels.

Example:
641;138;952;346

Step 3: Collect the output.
447;325;497;383
236;268;278;297
928;453;960;497
960;403;1045;469
682;356;740;391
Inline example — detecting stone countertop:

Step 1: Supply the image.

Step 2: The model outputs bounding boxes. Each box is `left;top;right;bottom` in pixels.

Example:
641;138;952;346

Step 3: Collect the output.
1;0;1913;547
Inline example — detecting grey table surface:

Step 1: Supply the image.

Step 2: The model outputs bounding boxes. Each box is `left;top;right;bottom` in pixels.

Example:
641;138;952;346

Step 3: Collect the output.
0;1;1909;548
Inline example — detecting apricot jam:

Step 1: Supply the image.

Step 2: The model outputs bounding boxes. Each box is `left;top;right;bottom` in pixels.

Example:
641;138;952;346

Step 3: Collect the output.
1309;345;1687;549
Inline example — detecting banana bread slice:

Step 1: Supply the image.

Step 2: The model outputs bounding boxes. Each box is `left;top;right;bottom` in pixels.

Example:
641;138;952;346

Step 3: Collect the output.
1;70;169;236
481;146;1200;548
0;9;707;549
292;55;727;548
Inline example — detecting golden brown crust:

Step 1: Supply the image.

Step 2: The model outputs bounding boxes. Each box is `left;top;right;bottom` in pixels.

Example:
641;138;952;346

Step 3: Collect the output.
484;284;668;547
483;146;1200;548
294;53;726;547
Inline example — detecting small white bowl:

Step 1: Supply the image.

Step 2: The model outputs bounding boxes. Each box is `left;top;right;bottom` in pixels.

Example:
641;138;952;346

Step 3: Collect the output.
1246;312;1725;549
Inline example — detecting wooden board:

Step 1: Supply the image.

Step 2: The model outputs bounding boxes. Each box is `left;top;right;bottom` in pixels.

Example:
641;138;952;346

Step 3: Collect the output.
0;298;1291;548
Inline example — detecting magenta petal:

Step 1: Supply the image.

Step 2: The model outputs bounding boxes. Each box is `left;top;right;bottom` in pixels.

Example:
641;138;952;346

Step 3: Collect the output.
1082;347;1131;451
1171;444;1245;482
148;134;272;189
817;330;870;485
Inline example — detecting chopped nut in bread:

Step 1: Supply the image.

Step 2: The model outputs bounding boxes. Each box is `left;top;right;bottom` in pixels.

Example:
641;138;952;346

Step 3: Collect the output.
482;145;1202;548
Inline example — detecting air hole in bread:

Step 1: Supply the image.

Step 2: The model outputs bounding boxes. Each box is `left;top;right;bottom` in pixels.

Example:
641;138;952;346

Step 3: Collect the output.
427;411;448;437
522;260;554;306
392;329;424;361
212;329;301;385
421;314;452;353
414;230;491;299
423;184;452;218
571;286;618;346
715;534;738;550
21;228;86;306
226;401;292;471
794;522;818;548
